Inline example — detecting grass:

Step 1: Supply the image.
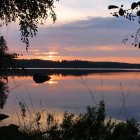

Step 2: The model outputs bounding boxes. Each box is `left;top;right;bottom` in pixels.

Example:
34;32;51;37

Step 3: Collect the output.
0;100;140;140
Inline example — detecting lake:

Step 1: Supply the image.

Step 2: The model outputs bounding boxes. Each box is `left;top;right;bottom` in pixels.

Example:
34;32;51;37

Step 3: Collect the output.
1;69;140;124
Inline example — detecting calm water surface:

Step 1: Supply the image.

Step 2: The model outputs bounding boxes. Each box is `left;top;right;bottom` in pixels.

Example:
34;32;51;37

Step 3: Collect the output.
2;71;140;123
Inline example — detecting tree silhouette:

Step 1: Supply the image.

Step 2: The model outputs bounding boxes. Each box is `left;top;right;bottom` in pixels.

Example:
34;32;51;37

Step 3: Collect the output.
0;0;59;50
0;36;18;78
108;1;140;48
0;36;18;108
0;0;59;109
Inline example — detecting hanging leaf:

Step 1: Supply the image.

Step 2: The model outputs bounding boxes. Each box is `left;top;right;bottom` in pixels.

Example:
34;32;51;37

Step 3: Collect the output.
138;1;140;6
108;5;119;9
119;8;124;16
113;13;119;17
131;2;138;10
137;10;140;16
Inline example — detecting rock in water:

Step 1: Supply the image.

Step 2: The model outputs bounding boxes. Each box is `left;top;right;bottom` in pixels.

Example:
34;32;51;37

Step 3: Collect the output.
33;73;51;83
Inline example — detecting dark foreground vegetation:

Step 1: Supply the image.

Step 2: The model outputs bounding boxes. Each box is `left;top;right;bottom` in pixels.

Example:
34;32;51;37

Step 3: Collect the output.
0;101;140;140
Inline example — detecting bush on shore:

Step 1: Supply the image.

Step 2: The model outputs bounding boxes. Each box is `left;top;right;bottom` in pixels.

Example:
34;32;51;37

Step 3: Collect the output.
0;101;140;140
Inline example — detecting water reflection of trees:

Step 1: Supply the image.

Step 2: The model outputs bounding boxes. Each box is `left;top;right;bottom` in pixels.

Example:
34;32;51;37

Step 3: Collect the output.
0;35;18;109
4;69;135;78
0;80;8;109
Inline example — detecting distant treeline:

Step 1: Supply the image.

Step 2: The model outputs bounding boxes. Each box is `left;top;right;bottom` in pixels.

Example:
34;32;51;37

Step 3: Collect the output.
15;59;140;69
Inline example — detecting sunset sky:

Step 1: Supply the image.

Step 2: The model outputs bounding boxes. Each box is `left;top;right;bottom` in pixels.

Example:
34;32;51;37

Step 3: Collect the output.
1;0;140;63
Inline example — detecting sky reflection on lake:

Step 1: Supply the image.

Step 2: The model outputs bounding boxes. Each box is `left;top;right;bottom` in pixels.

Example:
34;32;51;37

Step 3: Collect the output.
1;71;140;124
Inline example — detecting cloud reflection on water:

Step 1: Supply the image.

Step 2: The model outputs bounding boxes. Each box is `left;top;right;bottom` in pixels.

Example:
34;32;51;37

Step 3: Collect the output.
1;71;140;124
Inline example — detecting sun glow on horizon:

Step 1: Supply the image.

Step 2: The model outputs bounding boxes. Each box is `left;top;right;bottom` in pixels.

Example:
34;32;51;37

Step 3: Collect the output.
44;52;58;55
16;44;140;64
18;54;140;64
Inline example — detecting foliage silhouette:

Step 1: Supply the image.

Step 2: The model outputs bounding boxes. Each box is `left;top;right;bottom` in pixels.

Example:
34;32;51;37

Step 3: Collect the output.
0;100;140;140
0;0;59;49
108;1;140;48
0;36;18;79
